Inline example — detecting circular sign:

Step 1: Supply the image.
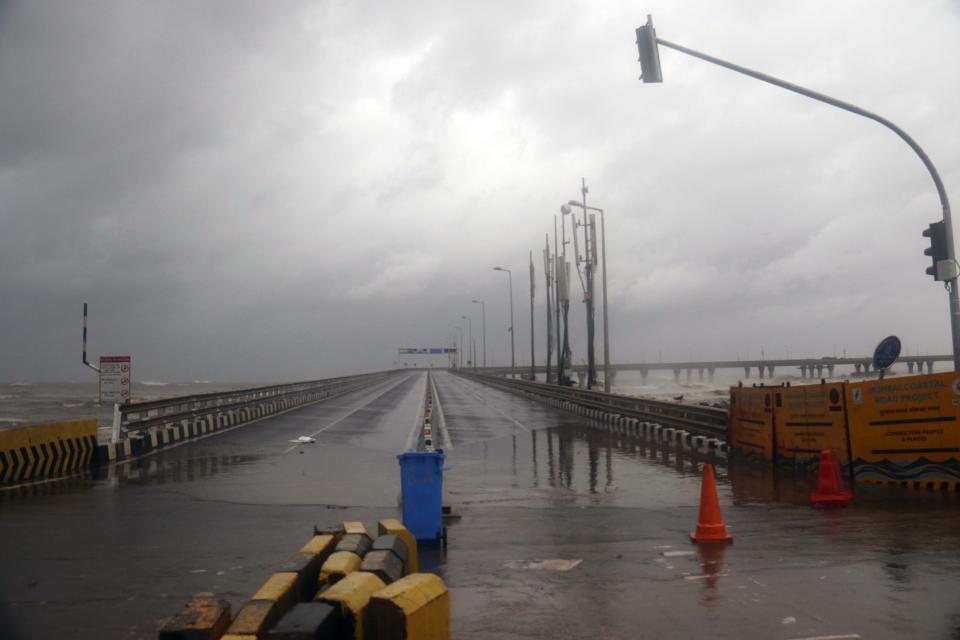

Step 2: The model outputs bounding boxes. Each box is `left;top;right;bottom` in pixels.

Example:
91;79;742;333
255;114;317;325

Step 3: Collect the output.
873;335;902;370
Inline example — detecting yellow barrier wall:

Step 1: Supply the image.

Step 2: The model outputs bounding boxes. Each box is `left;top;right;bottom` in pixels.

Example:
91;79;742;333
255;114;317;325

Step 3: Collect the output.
845;372;960;489
729;387;776;459
0;419;98;484
777;383;850;466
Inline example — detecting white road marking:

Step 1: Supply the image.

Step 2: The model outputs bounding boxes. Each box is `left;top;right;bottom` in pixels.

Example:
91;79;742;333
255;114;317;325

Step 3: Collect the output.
282;375;412;453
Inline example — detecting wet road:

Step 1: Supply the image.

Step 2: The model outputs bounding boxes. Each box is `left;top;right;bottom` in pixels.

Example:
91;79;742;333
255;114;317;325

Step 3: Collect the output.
2;371;960;638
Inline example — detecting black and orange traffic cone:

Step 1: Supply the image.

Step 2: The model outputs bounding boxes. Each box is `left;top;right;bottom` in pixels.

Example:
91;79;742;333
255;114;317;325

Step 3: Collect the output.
810;449;853;507
690;464;733;544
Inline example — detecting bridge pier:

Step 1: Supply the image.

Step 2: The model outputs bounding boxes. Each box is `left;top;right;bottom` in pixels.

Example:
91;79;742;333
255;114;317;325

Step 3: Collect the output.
767;365;775;378
800;365;807;378
708;367;715;383
907;362;915;374
640;369;648;385
685;368;691;384
758;366;765;379
744;367;750;379
827;364;834;377
927;360;934;373
606;370;617;388
673;368;681;384
576;371;587;388
854;363;861;374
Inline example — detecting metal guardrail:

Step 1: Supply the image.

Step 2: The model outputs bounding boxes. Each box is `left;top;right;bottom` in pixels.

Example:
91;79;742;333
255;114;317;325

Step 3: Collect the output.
119;371;397;433
455;370;729;439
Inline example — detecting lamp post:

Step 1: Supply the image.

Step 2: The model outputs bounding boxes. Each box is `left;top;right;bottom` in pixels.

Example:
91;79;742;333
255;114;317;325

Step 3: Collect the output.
454;325;464;368
569;200;611;392
636;14;960;371
461;315;473;368
471;299;486;368
493;266;515;376
529;250;536;381
557;207;574;385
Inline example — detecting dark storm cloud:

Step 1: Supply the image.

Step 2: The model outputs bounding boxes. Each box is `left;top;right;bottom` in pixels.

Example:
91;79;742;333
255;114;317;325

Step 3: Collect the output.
1;0;959;381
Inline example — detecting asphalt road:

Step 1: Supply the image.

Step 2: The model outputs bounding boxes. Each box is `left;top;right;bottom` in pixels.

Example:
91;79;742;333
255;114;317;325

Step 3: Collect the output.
2;370;960;639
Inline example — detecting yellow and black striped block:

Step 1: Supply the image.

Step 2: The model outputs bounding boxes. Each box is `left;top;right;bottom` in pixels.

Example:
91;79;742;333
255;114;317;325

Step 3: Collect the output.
0;419;97;485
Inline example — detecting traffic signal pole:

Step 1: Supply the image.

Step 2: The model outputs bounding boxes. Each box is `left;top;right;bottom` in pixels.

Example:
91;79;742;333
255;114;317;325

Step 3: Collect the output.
637;15;960;370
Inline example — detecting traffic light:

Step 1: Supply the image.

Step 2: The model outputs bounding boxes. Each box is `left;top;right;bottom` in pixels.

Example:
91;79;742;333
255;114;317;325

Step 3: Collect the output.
923;221;949;280
635;14;663;83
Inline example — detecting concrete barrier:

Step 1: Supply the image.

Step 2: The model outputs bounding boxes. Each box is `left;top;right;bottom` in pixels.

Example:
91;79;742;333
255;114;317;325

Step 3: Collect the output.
319;551;362;585
265;602;342;638
378;519;418;574
367;573;450;640
158;594;231;639
0;419;97;485
316;571;386;639
225;572;299;637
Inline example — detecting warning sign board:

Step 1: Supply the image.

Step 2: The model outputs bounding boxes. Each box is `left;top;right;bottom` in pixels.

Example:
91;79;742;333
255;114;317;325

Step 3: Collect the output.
729;386;776;460
99;355;132;405
776;383;849;466
845;371;960;488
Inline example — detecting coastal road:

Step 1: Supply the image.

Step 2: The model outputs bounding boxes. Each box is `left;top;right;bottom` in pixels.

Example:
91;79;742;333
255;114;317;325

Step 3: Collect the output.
1;371;959;639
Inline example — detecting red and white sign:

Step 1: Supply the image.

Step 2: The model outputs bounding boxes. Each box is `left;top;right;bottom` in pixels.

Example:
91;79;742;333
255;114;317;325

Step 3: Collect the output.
100;355;132;404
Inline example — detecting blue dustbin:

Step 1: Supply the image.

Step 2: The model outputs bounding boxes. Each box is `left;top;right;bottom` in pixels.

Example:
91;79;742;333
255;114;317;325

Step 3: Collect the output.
397;450;444;543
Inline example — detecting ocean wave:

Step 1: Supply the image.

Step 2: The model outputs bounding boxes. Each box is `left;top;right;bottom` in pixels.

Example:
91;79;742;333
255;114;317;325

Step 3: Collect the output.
8;382;35;387
191;380;213;384
140;380;168;387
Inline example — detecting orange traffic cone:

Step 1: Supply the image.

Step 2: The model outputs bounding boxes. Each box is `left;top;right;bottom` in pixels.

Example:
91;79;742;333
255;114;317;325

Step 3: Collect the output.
690;464;733;544
810;449;853;507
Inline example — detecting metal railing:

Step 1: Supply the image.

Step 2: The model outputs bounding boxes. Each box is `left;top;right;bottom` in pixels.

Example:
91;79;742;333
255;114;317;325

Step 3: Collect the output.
118;371;398;434
455;371;728;439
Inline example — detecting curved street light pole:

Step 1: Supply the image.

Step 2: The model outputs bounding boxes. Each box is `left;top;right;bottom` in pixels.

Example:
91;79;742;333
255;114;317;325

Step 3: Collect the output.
471;299;486;368
638;16;959;370
493;266;515;376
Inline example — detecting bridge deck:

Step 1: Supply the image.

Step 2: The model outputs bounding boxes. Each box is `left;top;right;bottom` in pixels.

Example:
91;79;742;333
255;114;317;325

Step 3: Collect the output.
1;371;958;638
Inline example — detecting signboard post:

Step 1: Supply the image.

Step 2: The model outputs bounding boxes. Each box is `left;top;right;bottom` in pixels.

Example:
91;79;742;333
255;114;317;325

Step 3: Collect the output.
99;355;132;405
873;336;902;379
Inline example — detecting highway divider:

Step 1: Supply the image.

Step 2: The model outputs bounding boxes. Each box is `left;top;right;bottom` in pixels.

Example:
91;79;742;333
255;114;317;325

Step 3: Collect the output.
94;371;400;467
160;518;449;640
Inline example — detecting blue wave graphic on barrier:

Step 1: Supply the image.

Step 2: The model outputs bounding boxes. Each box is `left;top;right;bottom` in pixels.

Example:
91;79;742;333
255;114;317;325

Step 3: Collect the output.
853;457;960;482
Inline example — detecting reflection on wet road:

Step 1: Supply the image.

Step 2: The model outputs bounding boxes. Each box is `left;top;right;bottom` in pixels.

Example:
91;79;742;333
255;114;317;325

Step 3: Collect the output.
1;370;959;639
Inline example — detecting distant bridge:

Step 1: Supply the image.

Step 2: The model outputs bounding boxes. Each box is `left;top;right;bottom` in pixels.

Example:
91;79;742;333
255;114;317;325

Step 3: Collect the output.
466;354;954;385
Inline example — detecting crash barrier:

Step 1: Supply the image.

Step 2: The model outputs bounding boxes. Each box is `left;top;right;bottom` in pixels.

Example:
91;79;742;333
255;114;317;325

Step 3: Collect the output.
0;419;97;485
728;372;960;491
398;452;446;543
454;370;728;453
94;371;400;466
159;519;448;640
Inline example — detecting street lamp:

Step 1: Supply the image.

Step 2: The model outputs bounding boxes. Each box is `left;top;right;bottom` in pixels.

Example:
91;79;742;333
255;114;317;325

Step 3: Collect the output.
568;199;611;392
557;206;574;385
636;14;960;371
453;325;464;368
461;315;474;368
493;266;515;375
471;299;486;368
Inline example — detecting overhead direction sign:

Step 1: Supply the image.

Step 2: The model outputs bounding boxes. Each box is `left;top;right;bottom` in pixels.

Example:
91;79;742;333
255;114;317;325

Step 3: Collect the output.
99;355;132;404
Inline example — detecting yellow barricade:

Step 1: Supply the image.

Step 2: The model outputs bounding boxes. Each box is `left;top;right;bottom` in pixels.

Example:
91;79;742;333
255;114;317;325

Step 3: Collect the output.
728;387;776;460
845;371;960;490
777;383;850;466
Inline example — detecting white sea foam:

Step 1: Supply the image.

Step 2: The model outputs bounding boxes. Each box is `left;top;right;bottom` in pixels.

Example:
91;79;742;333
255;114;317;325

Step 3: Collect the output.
140;380;168;387
8;382;34;387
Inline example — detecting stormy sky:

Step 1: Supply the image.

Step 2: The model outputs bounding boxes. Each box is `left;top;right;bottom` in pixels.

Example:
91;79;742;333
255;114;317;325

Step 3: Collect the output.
1;1;959;382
